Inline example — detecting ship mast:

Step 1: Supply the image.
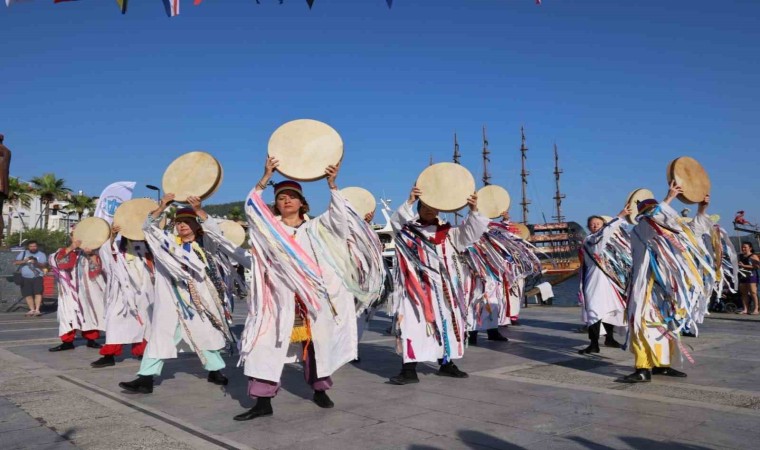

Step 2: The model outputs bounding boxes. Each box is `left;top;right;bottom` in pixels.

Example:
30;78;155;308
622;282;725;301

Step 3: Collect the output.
452;132;462;225
552;142;566;223
482;126;491;186
520;126;531;224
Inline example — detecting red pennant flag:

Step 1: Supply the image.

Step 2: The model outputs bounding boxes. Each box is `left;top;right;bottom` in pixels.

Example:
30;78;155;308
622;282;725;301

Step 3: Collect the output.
194;0;202;5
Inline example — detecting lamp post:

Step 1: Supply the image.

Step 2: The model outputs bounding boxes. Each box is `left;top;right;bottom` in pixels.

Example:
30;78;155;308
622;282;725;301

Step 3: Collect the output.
146;184;161;202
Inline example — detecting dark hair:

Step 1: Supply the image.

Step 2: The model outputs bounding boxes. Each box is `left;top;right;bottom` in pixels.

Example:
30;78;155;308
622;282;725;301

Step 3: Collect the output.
26;240;38;247
272;191;310;216
741;241;755;252
587;215;605;227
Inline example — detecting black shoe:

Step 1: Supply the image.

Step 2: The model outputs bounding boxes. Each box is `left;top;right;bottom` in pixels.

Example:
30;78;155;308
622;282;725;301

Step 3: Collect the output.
510;319;520;326
313;390;334;409
91;355;115;368
351;356;361;363
49;342;75;352
681;331;696;338
619;369;652;383
604;339;622;348
233;397;273;421
437;362;468;378
207;370;229;386
467;331;478;346
487;329;509;342
86;340;102;349
389;371;419;385
119;375;154;394
578;344;600;355
652;367;687;378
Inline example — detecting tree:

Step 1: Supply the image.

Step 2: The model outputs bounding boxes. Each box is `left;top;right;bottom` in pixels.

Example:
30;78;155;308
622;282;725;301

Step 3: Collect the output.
227;206;244;222
5;177;34;237
30;173;70;229
64;193;96;221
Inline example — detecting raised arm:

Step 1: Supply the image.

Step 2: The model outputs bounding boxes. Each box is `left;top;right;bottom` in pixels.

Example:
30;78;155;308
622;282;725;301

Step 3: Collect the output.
391;186;420;233
450;193;489;251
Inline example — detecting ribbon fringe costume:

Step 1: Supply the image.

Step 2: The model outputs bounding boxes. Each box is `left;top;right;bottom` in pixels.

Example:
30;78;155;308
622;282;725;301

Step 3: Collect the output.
97;238;154;357
50;248;106;343
136;214;232;377
241;189;360;398
390;202;489;364
627;202;716;370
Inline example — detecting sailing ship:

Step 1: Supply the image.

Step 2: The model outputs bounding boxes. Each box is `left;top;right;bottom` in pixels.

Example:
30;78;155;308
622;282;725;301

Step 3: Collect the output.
518;128;585;285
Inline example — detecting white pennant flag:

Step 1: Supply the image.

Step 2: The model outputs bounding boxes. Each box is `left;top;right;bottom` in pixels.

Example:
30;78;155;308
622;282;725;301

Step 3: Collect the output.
94;181;136;224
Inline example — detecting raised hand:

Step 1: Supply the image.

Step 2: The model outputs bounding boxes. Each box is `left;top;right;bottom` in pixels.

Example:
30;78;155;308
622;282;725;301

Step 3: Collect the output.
618;204;633;218
664;180;683;204
467;193;478;212
325;164;340;190
407;186;422;205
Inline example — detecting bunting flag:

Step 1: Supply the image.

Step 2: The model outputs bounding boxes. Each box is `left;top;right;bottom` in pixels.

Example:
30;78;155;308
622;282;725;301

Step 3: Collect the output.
163;0;180;17
306;0;314;9
116;0;127;14
386;0;393;8
194;0;202;5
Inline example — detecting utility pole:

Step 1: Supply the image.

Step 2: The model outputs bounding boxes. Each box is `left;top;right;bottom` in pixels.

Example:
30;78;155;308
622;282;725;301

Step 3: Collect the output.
482;126;491;186
520;126;531;224
552;142;566;223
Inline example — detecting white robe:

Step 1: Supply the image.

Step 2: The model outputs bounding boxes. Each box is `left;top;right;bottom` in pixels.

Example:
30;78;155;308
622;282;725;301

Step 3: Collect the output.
391;202;489;363
142;216;227;360
242;190;357;381
50;249;106;336
99;239;153;345
580;218;627;327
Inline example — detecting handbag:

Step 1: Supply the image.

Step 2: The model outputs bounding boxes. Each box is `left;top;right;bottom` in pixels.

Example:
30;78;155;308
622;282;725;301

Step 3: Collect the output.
13;251;27;286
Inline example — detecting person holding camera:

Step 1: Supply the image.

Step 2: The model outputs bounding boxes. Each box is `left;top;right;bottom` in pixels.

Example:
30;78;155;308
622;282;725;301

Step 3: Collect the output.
14;240;48;316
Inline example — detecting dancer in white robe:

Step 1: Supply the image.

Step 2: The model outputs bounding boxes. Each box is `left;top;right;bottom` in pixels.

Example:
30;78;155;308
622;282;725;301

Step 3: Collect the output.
235;158;363;421
90;226;154;367
119;196;232;394
388;186;488;385
48;235;106;352
622;182;714;383
578;206;632;355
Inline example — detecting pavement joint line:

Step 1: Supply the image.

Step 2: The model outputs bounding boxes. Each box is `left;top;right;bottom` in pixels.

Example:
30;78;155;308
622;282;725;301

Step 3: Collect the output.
472;367;760;418
0;337;62;346
56;374;251;450
0;319;58;324
0;347;253;450
0;327;59;333
358;337;395;344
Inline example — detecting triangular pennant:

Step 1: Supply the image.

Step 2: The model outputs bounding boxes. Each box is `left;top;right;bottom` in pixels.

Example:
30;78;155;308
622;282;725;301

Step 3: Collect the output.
386;0;393;8
116;0;128;14
163;0;180;17
306;0;314;9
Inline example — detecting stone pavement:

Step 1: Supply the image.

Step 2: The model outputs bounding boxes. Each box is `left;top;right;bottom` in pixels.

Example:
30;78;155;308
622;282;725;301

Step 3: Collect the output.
1;305;760;450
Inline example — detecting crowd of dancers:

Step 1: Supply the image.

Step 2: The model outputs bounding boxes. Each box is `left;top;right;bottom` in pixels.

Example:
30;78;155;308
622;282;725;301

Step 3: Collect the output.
43;157;740;421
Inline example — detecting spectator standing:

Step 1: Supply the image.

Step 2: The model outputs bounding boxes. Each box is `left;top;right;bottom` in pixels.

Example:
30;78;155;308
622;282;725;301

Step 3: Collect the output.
14;240;47;316
738;242;760;315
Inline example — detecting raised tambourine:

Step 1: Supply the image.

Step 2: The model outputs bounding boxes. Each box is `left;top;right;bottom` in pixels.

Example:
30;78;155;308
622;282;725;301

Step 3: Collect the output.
162;151;222;203
666;156;710;204
268;119;344;182
511;223;531;240
114;198;166;241
72;217;111;250
601;215;614;224
477;185;511;219
416;162;476;212
625;188;655;225
340;186;376;218
218;219;246;248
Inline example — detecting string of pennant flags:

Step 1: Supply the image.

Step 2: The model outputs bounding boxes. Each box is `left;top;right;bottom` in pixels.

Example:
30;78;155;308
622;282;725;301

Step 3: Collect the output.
5;1;542;18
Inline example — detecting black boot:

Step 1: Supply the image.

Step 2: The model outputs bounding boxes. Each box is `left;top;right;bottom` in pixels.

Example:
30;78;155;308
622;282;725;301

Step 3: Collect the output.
619;369;652;383
486;328;509;342
91;355;115;368
233;397;273;421
389;362;419;385
207;370;229;386
578;343;600;355
86;340;102;349
437;362;468;378
119;375;154;394
652;367;687;377
467;331;478;346
313;390;335;409
49;342;75;352
604;338;622;348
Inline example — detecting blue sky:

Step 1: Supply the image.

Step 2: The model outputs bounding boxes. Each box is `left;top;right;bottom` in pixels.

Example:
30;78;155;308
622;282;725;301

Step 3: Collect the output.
2;0;758;229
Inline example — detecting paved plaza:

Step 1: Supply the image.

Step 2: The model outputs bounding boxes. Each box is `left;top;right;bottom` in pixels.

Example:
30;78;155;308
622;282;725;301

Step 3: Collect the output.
1;304;760;450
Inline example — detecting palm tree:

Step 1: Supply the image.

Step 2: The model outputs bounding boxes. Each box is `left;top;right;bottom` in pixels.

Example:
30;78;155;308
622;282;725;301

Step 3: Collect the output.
227;206;244;222
5;177;34;237
30;173;71;229
64;193;96;221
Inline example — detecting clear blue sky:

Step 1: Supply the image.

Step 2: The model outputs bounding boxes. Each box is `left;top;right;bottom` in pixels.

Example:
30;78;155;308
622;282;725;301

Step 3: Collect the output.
2;0;758;229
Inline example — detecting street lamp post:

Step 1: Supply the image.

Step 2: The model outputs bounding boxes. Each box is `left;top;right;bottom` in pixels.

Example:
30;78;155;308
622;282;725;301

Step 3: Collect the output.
146;185;161;202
